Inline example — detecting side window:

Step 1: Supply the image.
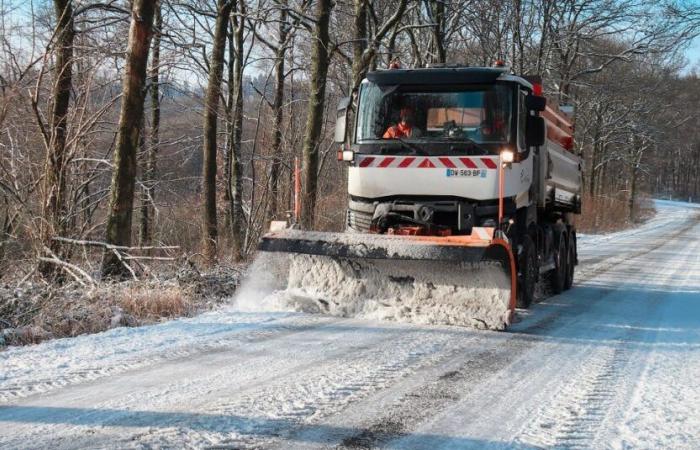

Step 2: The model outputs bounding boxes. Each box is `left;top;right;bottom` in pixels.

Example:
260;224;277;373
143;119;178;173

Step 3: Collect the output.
355;83;383;142
518;91;528;151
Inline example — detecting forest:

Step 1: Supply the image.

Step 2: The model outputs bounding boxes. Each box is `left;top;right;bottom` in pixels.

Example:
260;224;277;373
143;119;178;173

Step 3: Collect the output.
0;0;699;341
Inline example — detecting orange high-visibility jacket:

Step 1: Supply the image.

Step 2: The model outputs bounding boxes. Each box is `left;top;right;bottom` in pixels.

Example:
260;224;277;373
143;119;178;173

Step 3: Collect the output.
383;122;414;139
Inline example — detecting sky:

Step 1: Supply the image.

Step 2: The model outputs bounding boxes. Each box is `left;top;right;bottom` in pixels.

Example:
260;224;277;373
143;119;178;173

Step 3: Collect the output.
685;0;700;69
686;36;700;72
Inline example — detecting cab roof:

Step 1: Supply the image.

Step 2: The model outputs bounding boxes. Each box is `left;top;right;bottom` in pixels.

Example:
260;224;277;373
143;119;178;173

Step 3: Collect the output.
365;66;532;89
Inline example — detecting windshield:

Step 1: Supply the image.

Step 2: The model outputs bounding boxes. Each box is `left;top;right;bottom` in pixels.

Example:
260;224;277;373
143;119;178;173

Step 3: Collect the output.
356;83;513;146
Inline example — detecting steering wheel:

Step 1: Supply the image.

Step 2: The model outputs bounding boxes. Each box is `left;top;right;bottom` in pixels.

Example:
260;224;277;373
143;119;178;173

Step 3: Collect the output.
443;120;464;138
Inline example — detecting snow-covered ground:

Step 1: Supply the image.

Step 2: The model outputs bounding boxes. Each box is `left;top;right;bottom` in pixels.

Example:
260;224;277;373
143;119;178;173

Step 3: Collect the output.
1;200;699;449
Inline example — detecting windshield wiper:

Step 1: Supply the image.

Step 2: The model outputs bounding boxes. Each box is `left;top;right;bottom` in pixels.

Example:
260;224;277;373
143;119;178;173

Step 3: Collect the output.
433;136;490;154
377;137;428;156
393;136;428;155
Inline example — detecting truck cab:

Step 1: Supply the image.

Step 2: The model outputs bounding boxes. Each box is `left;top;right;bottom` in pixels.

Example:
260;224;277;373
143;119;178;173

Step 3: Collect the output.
336;66;580;238
335;66;582;305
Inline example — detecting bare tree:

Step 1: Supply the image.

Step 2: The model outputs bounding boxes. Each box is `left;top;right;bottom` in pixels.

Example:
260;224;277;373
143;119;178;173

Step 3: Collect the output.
227;0;246;260
351;0;408;91
38;0;75;278
102;0;157;278
202;0;235;263
140;0;162;247
300;0;333;229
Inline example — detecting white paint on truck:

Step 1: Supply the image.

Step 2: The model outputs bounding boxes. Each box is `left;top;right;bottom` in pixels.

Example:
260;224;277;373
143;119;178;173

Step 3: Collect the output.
348;156;534;200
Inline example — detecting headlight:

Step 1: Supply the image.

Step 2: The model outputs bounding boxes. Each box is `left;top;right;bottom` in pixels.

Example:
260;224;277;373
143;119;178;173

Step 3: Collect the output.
337;149;354;161
500;149;515;163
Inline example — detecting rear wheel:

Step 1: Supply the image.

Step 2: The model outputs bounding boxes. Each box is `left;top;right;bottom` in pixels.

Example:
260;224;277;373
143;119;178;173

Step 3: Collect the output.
550;232;567;294
564;232;575;290
517;235;537;308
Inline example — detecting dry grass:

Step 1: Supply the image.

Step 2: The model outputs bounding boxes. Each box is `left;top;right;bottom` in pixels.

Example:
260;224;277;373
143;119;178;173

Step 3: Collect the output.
1;264;240;347
2;282;194;345
117;285;188;319
577;192;656;233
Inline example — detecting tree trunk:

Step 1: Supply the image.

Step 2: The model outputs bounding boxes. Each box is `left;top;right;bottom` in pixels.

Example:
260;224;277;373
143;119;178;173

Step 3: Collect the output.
351;0;406;92
267;4;289;222
429;0;446;64
228;1;246;259
535;0;553;75
223;21;234;234
101;0;156;278
300;0;332;229
201;0;235;263
351;0;368;90
512;0;524;73
140;0;161;247
39;0;74;279
137;113;148;245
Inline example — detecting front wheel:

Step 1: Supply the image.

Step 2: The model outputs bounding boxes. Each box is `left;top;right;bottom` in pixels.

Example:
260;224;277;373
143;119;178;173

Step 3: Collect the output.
517;235;537;308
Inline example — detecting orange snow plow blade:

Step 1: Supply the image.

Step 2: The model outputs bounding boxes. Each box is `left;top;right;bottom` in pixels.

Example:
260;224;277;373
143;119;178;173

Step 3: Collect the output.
257;227;517;330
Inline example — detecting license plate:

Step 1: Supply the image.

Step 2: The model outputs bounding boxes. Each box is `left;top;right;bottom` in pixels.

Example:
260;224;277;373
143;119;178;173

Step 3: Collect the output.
446;168;487;178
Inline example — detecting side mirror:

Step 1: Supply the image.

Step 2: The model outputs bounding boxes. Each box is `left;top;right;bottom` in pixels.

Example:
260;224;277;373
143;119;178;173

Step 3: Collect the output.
334;97;351;143
525;95;546;112
526;116;546;147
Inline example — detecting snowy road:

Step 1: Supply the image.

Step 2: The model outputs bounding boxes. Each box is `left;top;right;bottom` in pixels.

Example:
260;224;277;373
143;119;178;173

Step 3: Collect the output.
2;200;700;449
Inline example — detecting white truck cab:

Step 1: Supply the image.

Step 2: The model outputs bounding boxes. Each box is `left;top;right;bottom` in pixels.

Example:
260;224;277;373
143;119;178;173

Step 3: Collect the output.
335;66;581;235
333;66;582;306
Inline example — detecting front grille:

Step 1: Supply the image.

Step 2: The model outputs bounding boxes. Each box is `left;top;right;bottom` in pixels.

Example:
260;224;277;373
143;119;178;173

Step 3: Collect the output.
347;208;373;232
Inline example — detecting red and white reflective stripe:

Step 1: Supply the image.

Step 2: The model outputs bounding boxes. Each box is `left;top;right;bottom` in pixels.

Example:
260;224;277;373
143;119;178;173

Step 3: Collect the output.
356;155;498;169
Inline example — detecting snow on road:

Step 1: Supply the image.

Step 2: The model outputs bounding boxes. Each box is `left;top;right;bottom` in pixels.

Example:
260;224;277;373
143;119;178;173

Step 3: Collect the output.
1;200;699;449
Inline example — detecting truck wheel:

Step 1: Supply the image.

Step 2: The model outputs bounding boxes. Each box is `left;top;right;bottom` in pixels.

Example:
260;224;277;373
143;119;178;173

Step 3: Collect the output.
517;235;537;308
550;233;567;294
564;232;575;290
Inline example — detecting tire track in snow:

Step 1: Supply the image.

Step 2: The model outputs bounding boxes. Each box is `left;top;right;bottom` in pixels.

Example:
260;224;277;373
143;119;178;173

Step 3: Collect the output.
605;232;700;449
513;340;638;449
574;210;700;285
307;285;640;450
514;209;700;334
129;328;475;449
0;318;421;450
511;223;694;450
0;314;332;404
331;344;528;450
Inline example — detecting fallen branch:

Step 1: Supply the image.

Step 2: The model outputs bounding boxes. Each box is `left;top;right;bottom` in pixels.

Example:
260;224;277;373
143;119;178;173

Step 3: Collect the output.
38;255;95;287
52;236;179;252
122;255;177;261
49;237;182;280
41;245;96;286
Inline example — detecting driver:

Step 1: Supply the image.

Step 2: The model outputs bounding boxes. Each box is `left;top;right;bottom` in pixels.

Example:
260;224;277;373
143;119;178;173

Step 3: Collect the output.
383;107;422;139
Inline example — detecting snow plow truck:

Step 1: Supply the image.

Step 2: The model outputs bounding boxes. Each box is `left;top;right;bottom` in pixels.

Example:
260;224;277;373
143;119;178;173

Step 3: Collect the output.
258;65;582;330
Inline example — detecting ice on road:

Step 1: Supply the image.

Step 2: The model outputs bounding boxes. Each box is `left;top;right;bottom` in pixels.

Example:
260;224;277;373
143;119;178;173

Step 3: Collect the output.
1;200;700;449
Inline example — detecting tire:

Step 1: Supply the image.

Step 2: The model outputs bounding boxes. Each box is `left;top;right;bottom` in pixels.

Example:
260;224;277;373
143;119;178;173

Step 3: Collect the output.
517;235;537;308
564;232;575;290
550;231;567;295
